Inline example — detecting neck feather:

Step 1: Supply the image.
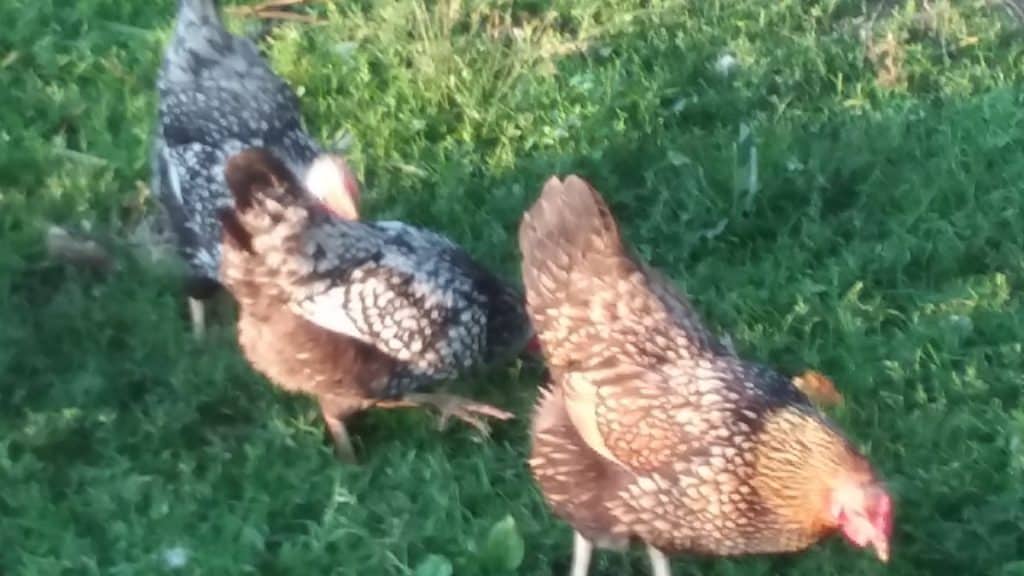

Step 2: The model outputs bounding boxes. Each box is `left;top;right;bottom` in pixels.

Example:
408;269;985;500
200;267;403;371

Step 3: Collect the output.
748;408;871;538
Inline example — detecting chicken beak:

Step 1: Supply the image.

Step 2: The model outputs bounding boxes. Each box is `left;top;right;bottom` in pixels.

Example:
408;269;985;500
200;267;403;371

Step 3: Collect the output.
325;192;359;221
871;536;890;563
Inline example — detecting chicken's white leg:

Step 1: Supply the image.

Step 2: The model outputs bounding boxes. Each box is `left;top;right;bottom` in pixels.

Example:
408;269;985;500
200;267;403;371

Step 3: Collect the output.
188;297;206;340
571;531;593;576
646;545;672;576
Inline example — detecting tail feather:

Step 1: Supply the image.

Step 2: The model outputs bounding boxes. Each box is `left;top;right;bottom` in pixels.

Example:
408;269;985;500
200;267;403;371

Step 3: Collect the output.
175;0;223;32
518;175;729;367
179;0;220;16
223;147;306;213
218;149;309;294
518;176;639;367
220;148;317;265
217;207;253;253
518;176;623;277
168;0;228;56
518;175;628;310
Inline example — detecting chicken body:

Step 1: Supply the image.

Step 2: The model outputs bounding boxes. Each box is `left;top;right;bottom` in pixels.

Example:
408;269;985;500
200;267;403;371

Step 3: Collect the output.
521;176;891;574
152;0;334;337
218;149;532;460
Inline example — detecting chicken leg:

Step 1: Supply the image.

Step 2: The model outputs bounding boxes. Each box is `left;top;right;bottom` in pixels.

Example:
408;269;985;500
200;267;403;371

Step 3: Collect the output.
382;393;514;435
189;297;206;340
646;546;671;576
571;532;594;576
319;400;357;463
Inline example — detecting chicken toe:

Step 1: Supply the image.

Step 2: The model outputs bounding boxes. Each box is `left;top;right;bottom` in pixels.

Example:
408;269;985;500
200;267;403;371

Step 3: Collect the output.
398;393;514;435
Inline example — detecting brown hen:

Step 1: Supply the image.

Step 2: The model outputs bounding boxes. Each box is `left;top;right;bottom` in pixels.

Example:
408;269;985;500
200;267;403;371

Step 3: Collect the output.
521;176;891;575
217;149;534;462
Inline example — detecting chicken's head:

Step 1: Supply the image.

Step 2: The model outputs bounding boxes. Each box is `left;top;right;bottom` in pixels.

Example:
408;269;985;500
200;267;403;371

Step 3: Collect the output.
830;479;892;562
305;154;361;220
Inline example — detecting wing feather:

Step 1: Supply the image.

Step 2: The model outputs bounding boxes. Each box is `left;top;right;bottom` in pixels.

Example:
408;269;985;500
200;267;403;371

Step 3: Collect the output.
283;222;486;380
519;175;742;472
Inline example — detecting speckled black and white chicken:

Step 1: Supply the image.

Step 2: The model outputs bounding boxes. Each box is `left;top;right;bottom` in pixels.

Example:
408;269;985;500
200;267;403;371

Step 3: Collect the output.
152;0;353;337
216;148;536;461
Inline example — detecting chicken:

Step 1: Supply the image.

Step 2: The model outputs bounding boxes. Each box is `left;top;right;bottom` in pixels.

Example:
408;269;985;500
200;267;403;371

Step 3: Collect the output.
152;0;352;338
216;148;534;461
521;176;892;575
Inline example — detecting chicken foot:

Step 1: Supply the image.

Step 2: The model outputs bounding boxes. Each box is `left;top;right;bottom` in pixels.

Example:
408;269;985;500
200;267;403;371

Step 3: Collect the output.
377;393;514;436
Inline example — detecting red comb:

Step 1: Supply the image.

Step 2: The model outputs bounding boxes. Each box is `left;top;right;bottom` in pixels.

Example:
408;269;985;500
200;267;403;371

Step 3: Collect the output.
524;336;542;355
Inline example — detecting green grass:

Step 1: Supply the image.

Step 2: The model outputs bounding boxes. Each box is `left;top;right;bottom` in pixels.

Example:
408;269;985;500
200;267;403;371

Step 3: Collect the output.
2;0;1024;574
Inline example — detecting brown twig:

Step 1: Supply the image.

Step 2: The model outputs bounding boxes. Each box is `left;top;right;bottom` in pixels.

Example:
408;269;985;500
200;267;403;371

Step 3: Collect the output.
247;11;323;23
226;0;305;14
226;0;325;23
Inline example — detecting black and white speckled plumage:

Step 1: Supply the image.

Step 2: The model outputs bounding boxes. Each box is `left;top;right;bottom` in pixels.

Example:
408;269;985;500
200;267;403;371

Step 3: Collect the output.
153;0;322;289
219;149;533;397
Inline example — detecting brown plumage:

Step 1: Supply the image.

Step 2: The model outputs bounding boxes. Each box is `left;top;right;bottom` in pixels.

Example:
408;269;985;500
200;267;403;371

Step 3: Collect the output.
217;148;533;461
521;176;892;575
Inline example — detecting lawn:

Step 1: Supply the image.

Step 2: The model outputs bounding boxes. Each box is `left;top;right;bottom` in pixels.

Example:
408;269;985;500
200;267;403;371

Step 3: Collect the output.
2;0;1024;574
